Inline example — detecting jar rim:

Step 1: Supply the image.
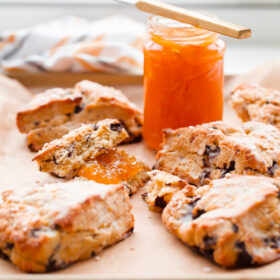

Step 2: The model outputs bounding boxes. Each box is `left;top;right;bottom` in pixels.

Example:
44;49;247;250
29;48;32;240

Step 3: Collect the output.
148;15;219;45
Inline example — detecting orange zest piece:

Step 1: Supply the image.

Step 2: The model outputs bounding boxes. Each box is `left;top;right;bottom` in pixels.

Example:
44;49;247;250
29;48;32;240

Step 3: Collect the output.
78;150;142;184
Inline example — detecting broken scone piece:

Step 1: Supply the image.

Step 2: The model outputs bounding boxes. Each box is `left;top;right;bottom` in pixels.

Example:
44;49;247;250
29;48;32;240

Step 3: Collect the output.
143;170;194;212
230;83;280;128
33;119;128;178
163;175;280;268
155;121;280;186
17;80;143;151
0;181;134;273
33;119;149;194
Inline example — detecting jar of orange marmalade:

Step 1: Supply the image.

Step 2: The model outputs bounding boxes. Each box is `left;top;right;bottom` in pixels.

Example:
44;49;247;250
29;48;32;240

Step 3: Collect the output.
143;16;225;150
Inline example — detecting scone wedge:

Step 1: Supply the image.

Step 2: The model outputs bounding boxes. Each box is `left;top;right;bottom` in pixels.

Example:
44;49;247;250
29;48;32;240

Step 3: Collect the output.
230;83;280;128
155;121;280;186
33;119;150;194
17;80;143;151
0;181;134;273
33;119;128;178
162;175;280;268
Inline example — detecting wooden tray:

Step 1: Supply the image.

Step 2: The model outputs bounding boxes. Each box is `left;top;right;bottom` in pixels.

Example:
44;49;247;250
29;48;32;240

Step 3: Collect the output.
0;70;279;280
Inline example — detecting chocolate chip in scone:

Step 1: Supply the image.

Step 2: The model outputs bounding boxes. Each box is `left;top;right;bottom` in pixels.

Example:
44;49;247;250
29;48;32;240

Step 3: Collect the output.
67;143;75;157
220;161;235;178
203;145;220;160
154;196;167;208
5;243;14;249
192;209;206;220
232;223;239;233
189;197;200;208
235;241;253;267
0;250;9;260
53;155;58;165
201;235;216;256
28;143;35;152
54;224;62;231
46;259;67;272
203;158;209;168
263;236;280;249
142;192;148;199
91;251;96;257
92;124;99;131
267;161;278;176
110;122;123;132
34;121;40;126
199;169;211;184
74;105;83;114
66;113;71;117
124;227;134;238
29;228;41;238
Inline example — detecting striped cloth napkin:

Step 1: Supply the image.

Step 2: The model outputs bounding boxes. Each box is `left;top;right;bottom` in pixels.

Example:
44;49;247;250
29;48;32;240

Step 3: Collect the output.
0;16;146;73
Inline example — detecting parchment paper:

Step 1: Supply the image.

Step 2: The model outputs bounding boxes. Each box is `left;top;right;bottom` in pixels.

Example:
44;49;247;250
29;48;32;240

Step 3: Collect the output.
1;61;280;279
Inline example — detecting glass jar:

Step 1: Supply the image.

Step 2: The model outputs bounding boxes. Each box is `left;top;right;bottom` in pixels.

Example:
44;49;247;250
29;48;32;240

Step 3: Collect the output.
143;16;226;150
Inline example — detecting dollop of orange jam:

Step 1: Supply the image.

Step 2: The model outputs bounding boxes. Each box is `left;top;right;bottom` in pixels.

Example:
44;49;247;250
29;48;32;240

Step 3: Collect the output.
78;150;142;184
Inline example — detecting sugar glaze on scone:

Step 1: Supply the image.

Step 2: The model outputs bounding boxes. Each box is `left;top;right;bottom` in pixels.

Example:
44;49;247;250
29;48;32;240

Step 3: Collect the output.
162;175;280;268
33;119;128;178
142;170;194;212
17;80;143;151
0;181;134;273
230;83;280;128
155;121;280;186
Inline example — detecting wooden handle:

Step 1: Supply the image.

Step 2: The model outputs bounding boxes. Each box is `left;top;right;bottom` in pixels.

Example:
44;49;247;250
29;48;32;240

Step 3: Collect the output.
136;0;251;39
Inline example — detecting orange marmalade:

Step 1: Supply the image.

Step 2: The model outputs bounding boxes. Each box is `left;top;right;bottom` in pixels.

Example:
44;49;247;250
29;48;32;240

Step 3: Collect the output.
78;150;143;184
143;16;225;150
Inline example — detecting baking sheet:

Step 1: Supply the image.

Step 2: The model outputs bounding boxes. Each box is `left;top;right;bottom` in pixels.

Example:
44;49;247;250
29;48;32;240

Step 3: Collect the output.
1;60;280;279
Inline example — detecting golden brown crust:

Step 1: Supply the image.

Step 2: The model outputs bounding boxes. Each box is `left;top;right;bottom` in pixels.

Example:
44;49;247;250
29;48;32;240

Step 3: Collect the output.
230;83;280;128
155;121;280;186
162;175;280;268
0;181;134;273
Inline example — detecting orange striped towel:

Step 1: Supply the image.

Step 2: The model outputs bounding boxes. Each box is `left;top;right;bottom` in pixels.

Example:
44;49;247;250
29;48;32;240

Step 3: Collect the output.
0;16;146;73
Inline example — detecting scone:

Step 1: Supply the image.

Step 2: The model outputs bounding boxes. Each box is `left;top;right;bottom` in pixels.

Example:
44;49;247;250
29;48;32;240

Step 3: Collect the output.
155;121;280;186
162;175;280;268
17;80;143;151
230;83;280;128
33;119;149;194
33;119;128;178
0;180;134;273
142;170;194;212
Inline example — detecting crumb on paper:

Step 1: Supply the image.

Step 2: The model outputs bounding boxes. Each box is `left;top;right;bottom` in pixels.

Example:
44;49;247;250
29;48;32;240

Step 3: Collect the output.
130;248;134;251
94;256;100;262
148;216;152;219
203;267;211;272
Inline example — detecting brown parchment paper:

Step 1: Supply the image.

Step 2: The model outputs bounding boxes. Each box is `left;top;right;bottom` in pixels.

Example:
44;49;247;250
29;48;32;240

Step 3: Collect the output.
1;61;280;279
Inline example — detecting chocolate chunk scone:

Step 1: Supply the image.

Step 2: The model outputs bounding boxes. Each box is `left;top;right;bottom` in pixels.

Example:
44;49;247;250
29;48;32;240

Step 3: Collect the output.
143;170;194;212
155;121;280;186
162;175;280;268
33;119;150;194
0;181;134;273
33;119;128;178
230;83;280;128
17;80;143;151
